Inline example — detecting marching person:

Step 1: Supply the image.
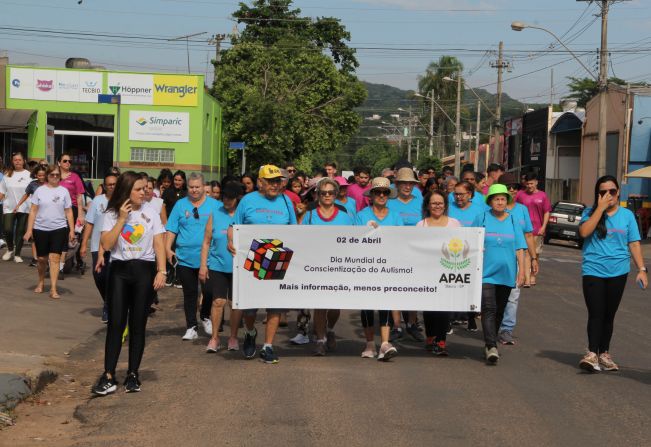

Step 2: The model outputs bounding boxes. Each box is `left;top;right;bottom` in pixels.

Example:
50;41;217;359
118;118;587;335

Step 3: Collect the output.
578;175;647;372
417;190;461;355
23;166;75;299
227;165;297;364
199;182;243;353
334;176;357;217
15;164;48;266
162;170;187;218
355;177;403;361
57;154;86;277
92;171;166;396
472;184;526;365
144;176;167;225
347;166;372;211
0;152;32;262
166;173;221;340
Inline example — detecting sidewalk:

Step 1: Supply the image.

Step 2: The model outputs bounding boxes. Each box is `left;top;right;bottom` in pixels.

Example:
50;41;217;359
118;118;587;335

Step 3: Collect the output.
0;249;104;414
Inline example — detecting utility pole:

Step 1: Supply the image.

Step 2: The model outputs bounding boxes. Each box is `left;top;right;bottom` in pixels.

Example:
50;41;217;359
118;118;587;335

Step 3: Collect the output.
169;31;207;74
454;73;462;177
407;106;413;163
490;41;509;166
209;33;226;84
428;90;434;158
475;100;481;168
550;68;554;109
597;0;610;177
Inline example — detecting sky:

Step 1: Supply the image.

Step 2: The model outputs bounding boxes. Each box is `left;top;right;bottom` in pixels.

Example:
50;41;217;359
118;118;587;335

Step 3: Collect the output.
2;0;651;108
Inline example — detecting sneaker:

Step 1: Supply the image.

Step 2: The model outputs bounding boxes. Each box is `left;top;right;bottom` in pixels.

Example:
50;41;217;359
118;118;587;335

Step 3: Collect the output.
124;372;141;393
201;318;213;336
326;331;337;351
165;277;173;287
579;352;601;373
377;342;398;362
260;346;279;364
182;326;198;340
425;337;435;351
173;280;183;289
498;330;515;345
389;327;403;342
2;249;14;261
467;317;478;332
433;341;449;356
446;327;454;335
227;337;239;351
361;342;377;358
313;341;326;356
29;258;37;267
101;308;109;324
243;329;257;359
206;338;221;353
485;346;499;364
598;352;618;371
0;239;6;249
406;324;425;342
14;256;23;264
289;333;310;345
92;373;117;396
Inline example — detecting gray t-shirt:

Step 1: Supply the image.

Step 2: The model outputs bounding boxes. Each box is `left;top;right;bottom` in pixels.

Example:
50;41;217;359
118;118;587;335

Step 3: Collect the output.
31;185;72;231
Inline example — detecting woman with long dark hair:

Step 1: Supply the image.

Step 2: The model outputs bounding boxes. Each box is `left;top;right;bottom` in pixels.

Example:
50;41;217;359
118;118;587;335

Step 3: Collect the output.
577;175;647;372
0;152;32;262
92;171;166;396
161;170;187;218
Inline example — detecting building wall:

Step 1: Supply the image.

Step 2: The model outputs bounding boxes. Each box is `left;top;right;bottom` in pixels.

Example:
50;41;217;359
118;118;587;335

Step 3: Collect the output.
622;95;651;205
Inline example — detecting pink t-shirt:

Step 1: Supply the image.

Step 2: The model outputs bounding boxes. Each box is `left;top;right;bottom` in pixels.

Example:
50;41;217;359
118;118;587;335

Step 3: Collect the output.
516;190;552;235
347;183;370;212
416;217;461;227
59;172;84;207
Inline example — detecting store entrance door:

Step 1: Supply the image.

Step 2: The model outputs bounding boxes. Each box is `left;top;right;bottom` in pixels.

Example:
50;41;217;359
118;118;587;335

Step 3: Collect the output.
54;131;114;179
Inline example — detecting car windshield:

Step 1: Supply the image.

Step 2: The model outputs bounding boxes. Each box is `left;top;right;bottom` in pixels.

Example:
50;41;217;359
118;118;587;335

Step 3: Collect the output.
553;204;584;215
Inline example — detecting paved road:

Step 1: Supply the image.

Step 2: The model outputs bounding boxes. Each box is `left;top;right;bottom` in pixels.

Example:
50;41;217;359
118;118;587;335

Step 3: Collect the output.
2;243;650;446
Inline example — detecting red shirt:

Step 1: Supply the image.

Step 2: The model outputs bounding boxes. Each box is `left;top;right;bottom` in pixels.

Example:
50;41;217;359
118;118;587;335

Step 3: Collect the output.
347;183;370;211
59;172;84;207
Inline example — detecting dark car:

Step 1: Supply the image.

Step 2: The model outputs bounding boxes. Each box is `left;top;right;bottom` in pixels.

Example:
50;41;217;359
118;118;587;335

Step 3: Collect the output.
545;201;586;247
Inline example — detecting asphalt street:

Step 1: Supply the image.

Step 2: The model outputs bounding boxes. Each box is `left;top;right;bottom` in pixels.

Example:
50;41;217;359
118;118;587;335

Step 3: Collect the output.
2;243;650;447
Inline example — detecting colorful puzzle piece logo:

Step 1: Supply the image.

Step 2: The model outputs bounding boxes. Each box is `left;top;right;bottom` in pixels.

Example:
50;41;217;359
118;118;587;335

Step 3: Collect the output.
243;239;294;280
121;223;145;245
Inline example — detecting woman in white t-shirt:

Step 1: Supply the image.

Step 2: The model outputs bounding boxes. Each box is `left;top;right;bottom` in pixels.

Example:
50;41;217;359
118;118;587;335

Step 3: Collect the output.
143;176;167;225
92;172;166;397
23;166;75;299
0;152;32;262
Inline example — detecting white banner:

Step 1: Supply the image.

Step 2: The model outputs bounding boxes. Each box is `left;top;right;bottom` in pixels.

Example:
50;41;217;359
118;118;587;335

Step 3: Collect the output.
107;73;153;104
128;110;190;142
233;225;485;311
8;68;103;102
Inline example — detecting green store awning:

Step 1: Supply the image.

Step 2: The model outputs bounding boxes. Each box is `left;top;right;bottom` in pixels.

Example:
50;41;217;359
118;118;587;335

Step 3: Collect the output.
0;109;36;133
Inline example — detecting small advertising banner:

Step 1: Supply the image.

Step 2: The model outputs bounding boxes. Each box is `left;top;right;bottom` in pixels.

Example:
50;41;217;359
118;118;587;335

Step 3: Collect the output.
233;225;484;311
128;110;190;142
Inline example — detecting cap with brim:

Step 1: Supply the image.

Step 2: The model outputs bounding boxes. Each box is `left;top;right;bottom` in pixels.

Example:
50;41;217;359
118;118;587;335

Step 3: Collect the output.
394;167;419;183
363;177;398;198
497;173;518;186
485;183;513;204
334;176;350;187
259;164;283;179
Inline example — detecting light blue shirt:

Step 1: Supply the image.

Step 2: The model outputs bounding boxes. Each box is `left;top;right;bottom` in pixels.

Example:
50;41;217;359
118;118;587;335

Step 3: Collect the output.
387;195;423;226
335;197;357;217
448;200;487;227
302;206;354;226
506;203;533;233
86;194;108;253
355;207;404;227
580;207;640;278
166;197;221;268
208;205;234;273
448;190;485;206
233;191;297;225
472;211;527;287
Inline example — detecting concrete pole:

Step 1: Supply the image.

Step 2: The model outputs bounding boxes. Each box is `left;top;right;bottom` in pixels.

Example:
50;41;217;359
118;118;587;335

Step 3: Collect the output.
597;1;609;177
429;89;434;157
476;100;481;169
454;73;462;176
493;41;504;166
407;106;413;163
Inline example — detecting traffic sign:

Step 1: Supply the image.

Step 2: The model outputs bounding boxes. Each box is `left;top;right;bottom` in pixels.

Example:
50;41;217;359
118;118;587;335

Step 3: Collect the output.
98;94;121;104
229;141;246;150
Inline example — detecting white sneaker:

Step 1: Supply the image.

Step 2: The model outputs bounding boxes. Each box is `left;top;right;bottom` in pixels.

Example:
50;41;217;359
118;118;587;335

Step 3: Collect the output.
14;256;23;264
2;249;14;261
289;333;310;345
182;327;198;340
201;318;213;336
0;239;6;248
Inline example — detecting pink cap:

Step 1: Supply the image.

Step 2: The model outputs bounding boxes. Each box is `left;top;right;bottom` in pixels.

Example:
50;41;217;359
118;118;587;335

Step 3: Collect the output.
334;176;350;187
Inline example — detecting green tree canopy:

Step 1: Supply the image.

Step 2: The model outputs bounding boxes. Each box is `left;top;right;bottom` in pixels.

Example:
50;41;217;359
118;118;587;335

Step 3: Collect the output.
566;76;627;107
353;140;401;176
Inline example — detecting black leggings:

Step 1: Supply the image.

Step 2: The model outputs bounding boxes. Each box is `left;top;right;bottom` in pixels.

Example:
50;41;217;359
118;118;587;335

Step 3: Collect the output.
481;283;512;348
2;212;28;253
361;310;391;328
582;274;627;354
91;251;111;302
423;311;450;342
177;265;212;329
104;260;155;375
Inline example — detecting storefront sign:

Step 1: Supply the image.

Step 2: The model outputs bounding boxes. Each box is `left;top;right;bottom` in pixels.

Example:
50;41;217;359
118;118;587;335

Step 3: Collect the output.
8;68;103;102
128;110;190;142
153;74;199;106
107;73;154;105
233;226;484;311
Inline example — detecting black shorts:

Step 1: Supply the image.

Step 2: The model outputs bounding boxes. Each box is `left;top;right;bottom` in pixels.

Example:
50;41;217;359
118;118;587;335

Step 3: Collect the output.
203;270;233;301
33;228;68;257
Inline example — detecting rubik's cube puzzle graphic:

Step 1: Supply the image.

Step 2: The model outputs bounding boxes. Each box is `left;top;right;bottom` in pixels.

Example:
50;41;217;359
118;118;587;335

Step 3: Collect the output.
244;239;294;280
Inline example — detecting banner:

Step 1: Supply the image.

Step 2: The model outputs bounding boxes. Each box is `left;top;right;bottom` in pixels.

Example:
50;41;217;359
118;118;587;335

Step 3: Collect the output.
153;74;199;106
8;68;103;102
128;110;190;142
233;225;484;311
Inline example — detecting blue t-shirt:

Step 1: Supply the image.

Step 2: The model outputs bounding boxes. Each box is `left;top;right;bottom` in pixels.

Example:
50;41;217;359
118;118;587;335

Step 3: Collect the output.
387;196;423;226
580;207;640;278
208;204;235;273
335;197;357;217
302;206;354;226
392;183;424;201
166;196;221;268
506;203;533;233
86;194;108;253
448;200;487;227
472;211;527;287
448;191;486;206
233;192;297;225
355;207;404;227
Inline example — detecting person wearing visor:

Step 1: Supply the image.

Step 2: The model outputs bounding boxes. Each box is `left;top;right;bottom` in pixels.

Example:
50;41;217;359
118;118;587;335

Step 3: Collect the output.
334;176;357;217
355;177;403;361
472;184;526;365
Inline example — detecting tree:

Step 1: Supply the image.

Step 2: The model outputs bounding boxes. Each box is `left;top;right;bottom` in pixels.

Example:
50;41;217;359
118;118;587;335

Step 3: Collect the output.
353;140;400;176
415;155;442;172
566;76;627;107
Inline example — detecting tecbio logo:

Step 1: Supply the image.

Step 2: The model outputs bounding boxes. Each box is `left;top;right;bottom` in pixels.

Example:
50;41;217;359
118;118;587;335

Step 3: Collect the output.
244;239;294;280
136;117;147;126
36;80;54;92
440;238;471;271
11;79;20;88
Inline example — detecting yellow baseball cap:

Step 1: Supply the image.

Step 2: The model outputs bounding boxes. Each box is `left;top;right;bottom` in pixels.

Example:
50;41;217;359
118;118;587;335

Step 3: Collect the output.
258;164;283;179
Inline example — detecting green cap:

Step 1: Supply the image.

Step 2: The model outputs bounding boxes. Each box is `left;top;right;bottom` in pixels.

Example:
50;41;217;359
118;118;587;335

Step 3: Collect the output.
485;183;513;204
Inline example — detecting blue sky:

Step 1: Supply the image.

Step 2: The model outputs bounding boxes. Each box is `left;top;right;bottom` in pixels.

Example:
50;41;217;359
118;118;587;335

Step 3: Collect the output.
2;0;651;105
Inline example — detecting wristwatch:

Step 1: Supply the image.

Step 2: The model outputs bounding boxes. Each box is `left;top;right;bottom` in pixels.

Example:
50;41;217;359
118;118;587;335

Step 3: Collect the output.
158;270;168;276
639;267;648;273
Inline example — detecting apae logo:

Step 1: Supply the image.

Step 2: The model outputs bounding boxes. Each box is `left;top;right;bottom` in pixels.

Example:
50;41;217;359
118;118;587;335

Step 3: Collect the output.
440;238;471;284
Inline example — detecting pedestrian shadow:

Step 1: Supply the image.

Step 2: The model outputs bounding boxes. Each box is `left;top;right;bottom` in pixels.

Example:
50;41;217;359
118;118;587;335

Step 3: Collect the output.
80;307;102;318
537;349;651;385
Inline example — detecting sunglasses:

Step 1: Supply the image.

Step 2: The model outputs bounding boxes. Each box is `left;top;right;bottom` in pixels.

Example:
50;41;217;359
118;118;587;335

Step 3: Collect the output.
599;188;617;197
373;189;391;196
287;169;296;173
265;178;282;184
60;159;71;164
192;207;199;219
318;190;335;197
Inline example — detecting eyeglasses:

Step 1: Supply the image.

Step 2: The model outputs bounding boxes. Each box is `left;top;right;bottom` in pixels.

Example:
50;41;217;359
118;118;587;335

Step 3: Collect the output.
318;190;335;197
265;178;282;184
373;189;391;196
60;159;71;164
192;207;199;219
599;188;617;196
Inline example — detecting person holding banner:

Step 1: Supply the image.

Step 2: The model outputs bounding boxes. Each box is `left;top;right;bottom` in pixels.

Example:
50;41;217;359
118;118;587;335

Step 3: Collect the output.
417;190;460;355
228;165;297;364
472;184;526;365
355;177;403;361
302;177;354;356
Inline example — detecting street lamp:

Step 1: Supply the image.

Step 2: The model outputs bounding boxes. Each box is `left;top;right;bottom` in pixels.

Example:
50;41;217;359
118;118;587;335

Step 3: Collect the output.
443;75;463;177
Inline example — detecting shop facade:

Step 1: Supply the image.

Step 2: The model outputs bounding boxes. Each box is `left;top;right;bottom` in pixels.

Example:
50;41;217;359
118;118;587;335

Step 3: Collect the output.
1;62;224;180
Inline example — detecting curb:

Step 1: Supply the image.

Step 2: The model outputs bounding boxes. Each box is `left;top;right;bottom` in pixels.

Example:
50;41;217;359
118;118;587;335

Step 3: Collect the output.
0;369;58;426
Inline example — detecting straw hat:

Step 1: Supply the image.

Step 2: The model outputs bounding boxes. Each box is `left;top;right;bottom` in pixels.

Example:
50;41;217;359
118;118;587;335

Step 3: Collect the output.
363;177;398;198
394;167;419;183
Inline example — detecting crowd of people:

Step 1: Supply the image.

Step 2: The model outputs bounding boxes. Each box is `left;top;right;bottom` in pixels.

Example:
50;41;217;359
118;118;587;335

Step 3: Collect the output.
0;153;646;396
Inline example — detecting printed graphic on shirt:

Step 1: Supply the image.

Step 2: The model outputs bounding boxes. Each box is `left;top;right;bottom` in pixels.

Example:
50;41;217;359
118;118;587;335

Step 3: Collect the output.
121;223;145;245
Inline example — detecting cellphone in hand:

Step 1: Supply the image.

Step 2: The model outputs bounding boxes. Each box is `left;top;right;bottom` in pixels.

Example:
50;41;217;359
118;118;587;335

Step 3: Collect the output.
637;279;646;290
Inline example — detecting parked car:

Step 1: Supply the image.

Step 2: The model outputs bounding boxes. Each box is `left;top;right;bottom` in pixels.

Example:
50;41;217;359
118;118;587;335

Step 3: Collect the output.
545;201;586;247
